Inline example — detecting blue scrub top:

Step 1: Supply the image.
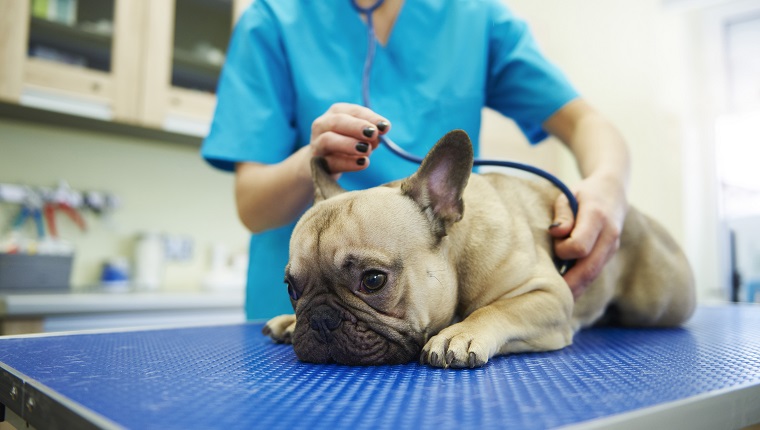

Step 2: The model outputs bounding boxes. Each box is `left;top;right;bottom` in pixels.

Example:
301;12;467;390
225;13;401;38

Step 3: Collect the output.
202;0;579;320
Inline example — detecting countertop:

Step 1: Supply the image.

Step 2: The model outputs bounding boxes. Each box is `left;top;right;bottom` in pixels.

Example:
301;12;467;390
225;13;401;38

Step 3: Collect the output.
0;290;244;317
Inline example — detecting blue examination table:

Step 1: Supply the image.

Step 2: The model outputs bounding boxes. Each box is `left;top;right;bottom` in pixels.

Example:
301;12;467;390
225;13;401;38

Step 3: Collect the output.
1;305;759;429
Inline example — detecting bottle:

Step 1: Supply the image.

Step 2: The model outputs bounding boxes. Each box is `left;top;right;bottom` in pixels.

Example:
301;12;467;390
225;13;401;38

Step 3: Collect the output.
133;232;165;291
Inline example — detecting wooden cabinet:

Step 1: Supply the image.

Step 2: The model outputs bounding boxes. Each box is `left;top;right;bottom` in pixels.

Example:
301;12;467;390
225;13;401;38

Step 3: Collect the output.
0;0;253;135
140;0;244;136
1;0;143;123
0;1;28;103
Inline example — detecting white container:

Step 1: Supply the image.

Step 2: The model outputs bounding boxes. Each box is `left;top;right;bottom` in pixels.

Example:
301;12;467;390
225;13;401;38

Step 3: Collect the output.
133;232;165;291
201;243;246;292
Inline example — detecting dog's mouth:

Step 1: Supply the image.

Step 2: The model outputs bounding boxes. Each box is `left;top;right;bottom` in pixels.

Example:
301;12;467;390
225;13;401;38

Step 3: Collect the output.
292;305;421;365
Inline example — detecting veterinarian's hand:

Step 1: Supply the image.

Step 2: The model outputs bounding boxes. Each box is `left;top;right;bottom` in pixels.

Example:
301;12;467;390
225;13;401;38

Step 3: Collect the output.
307;103;391;177
550;175;628;299
234;104;391;234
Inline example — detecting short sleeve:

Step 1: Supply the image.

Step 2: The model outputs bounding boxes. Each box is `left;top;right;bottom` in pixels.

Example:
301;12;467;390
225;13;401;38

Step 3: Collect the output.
485;4;579;144
201;1;297;172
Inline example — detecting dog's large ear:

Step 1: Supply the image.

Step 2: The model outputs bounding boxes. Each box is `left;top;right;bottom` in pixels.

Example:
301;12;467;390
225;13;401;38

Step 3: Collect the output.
312;157;346;203
400;130;474;237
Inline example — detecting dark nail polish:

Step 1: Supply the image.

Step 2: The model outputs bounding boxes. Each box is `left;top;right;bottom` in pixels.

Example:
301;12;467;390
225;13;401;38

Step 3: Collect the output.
355;142;369;153
376;121;389;132
362;127;375;138
356;157;366;166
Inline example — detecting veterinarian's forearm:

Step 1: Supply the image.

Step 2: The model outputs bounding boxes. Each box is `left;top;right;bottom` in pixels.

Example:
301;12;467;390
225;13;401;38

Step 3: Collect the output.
570;116;629;189
235;146;314;233
547;99;630;187
545;99;632;295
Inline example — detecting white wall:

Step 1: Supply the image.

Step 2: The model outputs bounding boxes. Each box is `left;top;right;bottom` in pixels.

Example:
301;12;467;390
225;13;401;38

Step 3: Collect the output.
488;0;689;239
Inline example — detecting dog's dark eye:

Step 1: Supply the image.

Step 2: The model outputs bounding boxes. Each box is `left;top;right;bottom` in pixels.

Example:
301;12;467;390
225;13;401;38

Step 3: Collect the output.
285;277;299;301
361;270;387;293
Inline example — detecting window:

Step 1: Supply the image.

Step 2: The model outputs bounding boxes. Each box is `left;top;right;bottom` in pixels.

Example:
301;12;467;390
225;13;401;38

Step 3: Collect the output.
716;13;760;302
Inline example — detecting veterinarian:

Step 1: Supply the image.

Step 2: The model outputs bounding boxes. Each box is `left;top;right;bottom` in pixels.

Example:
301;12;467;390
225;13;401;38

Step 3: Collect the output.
201;0;631;320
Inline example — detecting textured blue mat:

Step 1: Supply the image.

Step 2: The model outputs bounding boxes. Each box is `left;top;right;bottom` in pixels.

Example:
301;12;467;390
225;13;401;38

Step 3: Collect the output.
1;306;759;429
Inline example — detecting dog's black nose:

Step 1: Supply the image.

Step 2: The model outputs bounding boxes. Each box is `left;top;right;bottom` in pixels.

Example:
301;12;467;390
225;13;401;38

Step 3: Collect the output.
310;305;342;341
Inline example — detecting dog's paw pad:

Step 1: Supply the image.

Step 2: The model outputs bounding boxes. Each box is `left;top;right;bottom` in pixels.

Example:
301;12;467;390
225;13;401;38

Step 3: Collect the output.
430;352;443;367
468;351;487;368
445;334;475;368
421;336;451;367
445;350;456;366
421;329;490;368
263;314;297;344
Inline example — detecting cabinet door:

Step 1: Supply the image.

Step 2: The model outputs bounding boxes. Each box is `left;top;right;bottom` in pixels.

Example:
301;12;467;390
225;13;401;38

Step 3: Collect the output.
140;0;251;136
2;0;143;122
0;1;29;102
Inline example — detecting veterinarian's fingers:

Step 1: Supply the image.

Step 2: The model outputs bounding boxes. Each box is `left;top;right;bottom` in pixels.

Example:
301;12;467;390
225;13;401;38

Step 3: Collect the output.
329;103;391;133
323;153;370;174
311;131;374;159
549;193;575;238
313;104;391;149
554;222;601;260
564;225;621;299
554;215;601;262
312;113;380;147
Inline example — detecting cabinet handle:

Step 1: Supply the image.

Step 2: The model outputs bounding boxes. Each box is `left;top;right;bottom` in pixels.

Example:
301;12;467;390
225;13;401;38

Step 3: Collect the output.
26;396;36;413
10;385;19;400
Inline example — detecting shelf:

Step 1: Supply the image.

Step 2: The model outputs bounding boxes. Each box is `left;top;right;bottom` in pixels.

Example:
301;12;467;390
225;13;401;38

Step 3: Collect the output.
171;48;223;93
0;100;202;147
184;0;234;13
171;0;232;93
28;17;113;72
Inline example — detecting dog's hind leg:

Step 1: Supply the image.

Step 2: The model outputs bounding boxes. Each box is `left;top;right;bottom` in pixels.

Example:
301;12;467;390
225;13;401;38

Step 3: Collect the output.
609;210;697;327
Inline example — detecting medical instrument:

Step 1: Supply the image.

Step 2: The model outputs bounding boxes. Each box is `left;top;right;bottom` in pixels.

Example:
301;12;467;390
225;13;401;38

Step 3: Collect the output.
11;189;46;240
44;202;86;239
350;0;578;273
44;181;87;239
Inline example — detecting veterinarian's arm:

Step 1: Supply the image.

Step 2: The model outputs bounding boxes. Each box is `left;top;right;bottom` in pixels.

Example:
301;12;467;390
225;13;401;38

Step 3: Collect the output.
543;98;631;299
235;104;390;233
235;149;315;233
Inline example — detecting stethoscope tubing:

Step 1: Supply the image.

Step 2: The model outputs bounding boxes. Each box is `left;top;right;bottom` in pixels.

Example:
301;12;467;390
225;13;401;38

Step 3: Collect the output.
351;0;577;273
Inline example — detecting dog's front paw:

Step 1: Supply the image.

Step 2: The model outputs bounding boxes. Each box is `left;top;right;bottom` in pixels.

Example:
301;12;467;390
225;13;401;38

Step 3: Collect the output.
420;324;492;368
262;314;297;344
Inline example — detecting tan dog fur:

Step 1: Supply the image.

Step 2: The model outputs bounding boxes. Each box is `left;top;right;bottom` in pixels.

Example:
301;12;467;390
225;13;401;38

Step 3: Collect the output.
263;130;696;368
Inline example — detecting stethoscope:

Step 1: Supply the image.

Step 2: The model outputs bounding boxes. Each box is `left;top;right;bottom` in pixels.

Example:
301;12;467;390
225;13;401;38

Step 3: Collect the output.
350;0;577;274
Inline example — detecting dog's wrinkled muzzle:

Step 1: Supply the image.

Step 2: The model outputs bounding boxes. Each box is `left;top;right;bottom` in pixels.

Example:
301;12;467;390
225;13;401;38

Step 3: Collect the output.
309;304;342;343
293;305;421;365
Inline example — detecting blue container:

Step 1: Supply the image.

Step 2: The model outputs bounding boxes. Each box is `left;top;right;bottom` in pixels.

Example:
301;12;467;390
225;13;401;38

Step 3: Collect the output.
747;278;760;303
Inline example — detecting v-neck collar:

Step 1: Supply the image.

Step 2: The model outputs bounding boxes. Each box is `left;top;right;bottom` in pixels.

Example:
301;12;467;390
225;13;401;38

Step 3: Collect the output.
345;0;407;50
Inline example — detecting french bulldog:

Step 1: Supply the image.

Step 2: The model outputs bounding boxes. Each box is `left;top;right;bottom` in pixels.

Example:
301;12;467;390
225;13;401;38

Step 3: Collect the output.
263;130;696;368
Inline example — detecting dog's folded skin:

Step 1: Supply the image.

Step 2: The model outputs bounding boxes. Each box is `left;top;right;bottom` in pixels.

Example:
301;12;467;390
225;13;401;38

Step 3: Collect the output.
263;130;696;368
